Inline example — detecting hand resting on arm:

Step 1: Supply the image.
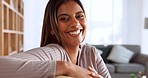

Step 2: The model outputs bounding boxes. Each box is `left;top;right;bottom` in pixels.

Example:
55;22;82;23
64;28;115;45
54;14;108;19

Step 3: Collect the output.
56;61;104;78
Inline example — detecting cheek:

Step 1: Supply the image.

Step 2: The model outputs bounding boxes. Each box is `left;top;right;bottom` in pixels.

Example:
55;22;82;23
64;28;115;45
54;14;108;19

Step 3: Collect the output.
57;23;67;34
81;22;87;31
82;23;87;37
81;19;87;27
84;23;87;30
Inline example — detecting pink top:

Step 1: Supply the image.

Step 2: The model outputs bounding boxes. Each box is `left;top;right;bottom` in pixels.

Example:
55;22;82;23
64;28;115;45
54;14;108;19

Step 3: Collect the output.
0;44;111;78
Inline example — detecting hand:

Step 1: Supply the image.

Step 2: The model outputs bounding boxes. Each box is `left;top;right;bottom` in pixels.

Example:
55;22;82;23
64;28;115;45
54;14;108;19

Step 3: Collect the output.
56;61;93;78
66;62;93;78
88;66;104;78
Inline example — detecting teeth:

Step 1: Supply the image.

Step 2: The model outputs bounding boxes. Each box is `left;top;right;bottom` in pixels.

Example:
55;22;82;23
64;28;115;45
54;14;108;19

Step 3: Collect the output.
69;30;81;35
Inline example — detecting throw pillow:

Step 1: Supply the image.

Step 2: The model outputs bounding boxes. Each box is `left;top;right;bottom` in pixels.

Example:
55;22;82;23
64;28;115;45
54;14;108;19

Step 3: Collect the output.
107;45;134;63
96;48;103;55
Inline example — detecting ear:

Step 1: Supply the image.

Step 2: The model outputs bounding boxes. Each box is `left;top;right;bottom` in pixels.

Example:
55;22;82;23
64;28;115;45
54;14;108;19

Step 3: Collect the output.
50;29;55;35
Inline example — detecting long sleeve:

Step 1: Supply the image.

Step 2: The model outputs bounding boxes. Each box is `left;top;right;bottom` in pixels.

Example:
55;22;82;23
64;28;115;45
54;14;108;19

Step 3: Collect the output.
0;56;56;78
0;44;67;78
78;45;111;78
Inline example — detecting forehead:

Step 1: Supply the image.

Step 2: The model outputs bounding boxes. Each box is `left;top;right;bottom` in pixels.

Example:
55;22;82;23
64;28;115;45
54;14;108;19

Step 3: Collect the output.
57;1;83;15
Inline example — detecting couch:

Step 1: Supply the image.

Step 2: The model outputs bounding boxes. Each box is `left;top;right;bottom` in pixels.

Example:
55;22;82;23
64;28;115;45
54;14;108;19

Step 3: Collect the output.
92;44;148;78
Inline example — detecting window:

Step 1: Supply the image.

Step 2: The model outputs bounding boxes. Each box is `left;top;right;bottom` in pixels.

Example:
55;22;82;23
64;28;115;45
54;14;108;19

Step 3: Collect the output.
83;0;123;45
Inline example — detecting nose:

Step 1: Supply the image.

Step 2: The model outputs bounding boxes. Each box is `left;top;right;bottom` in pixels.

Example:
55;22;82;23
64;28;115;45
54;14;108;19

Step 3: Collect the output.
70;18;80;27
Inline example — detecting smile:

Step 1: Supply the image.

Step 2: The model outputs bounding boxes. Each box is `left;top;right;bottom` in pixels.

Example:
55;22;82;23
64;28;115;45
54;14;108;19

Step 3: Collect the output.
69;30;82;35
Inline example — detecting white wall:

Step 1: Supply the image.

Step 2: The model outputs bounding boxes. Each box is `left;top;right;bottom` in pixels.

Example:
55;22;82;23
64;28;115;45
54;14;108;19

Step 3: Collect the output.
141;0;148;54
122;0;142;45
24;0;48;51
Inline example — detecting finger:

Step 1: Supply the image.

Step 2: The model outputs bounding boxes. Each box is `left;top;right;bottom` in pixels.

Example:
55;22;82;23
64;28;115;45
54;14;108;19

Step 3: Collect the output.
88;66;104;78
88;66;93;71
88;66;98;74
90;73;103;78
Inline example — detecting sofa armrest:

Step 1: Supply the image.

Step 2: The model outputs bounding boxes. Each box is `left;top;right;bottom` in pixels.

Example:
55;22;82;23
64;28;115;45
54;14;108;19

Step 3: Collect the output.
131;53;148;76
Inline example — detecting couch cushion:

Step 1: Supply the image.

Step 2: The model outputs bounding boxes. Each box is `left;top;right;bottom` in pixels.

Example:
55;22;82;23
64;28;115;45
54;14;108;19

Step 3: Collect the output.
106;64;115;73
114;63;145;73
122;45;141;61
107;45;134;63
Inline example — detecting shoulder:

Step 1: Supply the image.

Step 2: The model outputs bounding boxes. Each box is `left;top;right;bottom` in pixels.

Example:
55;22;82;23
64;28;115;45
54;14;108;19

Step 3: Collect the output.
45;43;65;51
80;44;104;67
24;44;67;59
25;43;66;53
80;44;98;55
80;44;102;58
81;44;95;49
81;44;96;52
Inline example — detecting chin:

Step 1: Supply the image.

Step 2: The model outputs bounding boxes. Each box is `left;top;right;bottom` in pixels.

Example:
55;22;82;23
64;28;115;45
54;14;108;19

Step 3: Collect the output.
71;41;81;46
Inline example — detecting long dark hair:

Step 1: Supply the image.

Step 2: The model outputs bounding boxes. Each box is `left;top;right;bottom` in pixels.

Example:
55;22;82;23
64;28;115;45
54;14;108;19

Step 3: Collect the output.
40;0;85;47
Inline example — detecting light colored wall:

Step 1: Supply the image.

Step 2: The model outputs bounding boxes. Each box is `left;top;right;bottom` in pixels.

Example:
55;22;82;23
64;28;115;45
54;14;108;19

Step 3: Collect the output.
122;0;142;45
141;0;148;54
24;0;48;51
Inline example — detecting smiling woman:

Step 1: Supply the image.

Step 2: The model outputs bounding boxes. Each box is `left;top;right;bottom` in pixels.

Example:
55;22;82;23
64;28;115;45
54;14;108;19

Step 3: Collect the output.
0;0;111;78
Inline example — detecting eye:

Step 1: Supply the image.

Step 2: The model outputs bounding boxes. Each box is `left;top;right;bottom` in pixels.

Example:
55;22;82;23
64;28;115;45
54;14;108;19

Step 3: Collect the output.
76;13;84;20
58;16;70;22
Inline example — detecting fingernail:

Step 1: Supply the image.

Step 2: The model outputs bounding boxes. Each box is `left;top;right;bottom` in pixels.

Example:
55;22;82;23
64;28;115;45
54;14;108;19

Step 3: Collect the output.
91;72;95;76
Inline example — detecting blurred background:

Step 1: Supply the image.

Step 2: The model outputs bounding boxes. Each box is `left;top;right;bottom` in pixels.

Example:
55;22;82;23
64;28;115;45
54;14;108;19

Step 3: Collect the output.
24;0;148;55
0;0;148;55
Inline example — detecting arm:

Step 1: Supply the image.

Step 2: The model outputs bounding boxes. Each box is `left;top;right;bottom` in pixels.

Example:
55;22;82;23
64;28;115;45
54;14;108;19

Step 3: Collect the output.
0;56;56;78
0;56;95;78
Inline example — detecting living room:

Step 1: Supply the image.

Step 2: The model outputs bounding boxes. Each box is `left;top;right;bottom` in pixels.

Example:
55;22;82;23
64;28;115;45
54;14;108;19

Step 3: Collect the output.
0;0;148;78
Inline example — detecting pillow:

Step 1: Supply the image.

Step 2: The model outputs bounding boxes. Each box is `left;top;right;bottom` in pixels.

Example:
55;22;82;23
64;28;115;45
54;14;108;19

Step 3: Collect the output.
107;45;134;63
96;48;103;55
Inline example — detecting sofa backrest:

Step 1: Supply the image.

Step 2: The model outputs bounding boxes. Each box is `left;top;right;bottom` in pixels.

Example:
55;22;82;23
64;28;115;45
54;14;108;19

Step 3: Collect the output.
121;45;140;54
92;44;141;63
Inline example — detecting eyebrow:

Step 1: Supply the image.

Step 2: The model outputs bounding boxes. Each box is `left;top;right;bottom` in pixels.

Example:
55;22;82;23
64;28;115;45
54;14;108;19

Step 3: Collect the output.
57;11;84;18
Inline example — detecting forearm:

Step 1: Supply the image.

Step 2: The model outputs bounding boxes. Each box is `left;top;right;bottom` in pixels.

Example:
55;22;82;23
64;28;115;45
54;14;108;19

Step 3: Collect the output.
0;56;56;78
56;61;69;76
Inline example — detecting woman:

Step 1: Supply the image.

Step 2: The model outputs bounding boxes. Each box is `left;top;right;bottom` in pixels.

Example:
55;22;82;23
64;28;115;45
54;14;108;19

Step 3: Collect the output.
0;0;111;78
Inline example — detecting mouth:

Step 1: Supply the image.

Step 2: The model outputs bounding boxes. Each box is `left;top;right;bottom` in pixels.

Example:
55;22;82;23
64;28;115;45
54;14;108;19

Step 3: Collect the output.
68;29;83;35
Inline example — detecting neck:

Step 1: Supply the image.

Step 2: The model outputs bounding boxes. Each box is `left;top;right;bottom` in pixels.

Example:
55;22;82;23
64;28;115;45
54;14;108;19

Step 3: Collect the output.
65;45;79;64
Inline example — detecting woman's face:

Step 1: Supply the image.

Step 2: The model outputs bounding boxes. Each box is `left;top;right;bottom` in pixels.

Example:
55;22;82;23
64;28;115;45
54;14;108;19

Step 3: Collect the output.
57;1;87;47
